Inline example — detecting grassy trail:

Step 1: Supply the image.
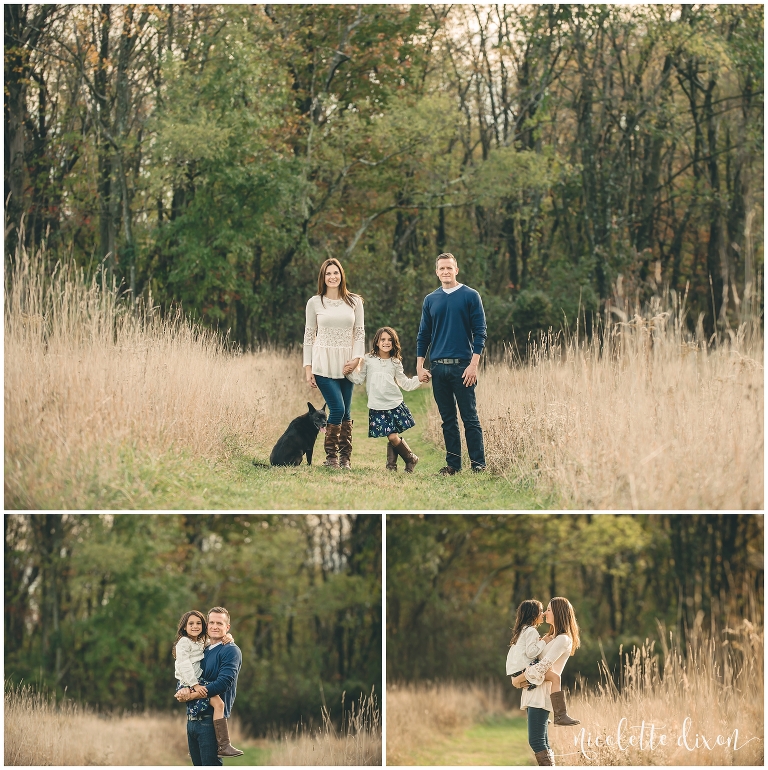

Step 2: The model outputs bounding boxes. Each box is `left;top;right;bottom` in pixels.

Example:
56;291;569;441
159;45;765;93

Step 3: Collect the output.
92;386;552;509
394;715;535;766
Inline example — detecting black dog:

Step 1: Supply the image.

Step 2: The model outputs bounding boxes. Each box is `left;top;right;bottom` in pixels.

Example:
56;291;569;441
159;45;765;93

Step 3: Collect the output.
269;402;328;466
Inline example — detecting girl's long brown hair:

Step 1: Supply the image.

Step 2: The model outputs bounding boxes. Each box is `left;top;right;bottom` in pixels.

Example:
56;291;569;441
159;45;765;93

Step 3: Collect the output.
370;327;402;361
549;596;581;655
509;599;544;646
316;257;361;308
172;610;208;659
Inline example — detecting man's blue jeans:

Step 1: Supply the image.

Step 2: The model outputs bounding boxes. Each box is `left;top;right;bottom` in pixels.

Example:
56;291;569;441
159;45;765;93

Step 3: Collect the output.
314;375;353;425
430;360;486;470
527;706;551;753
187;716;221;766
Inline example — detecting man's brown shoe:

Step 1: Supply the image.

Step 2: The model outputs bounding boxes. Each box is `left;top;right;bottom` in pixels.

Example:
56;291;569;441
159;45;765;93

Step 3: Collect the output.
439;466;460;475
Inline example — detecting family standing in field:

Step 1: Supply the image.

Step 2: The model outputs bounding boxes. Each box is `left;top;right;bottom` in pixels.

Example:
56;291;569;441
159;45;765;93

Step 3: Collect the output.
173;608;243;766
303;253;487;474
507;597;582;766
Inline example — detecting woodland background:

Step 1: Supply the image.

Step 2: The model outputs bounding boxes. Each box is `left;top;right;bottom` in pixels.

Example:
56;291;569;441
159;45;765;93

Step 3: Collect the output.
5;4;763;361
4;513;382;735
386;513;764;687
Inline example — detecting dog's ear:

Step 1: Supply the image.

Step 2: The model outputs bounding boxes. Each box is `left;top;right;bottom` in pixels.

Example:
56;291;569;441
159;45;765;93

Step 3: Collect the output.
321;402;327;412
307;402;315;413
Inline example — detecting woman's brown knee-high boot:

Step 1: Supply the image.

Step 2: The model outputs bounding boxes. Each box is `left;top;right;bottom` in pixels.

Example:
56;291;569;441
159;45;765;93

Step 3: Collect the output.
394;438;419;473
386;441;398;470
534;749;553;766
338;420;353;469
551;691;580;726
323;423;341;467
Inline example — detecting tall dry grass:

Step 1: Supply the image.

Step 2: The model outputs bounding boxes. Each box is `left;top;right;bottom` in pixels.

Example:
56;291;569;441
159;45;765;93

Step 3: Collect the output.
386;680;508;765
556;612;764;765
4;683;189;765
5;244;309;508
270;690;382;765
430;295;764;508
386;611;763;766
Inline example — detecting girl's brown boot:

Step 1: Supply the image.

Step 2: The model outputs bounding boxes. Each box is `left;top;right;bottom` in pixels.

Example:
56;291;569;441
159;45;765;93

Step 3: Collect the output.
394;438;419;473
386;441;398;470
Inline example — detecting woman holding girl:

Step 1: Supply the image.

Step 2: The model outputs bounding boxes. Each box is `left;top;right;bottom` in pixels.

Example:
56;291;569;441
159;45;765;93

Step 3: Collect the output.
511;597;581;767
304;258;365;468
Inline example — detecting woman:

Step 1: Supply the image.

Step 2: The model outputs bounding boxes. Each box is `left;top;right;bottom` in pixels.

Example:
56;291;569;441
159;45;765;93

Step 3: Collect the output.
303;257;365;468
512;597;581;767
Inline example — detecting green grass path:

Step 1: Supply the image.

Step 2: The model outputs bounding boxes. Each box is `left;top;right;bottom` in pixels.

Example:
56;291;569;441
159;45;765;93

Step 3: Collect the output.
395;715;535;766
44;386;554;509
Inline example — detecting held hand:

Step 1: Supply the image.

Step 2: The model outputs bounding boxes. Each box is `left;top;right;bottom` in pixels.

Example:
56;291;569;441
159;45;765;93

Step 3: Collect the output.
417;365;430;383
342;359;357;376
462;362;478;387
511;672;529;689
195;685;208;697
175;690;194;702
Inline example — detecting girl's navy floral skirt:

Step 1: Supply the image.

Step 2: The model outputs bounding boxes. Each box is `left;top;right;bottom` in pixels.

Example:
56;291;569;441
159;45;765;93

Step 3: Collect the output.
176;678;211;716
368;401;416;437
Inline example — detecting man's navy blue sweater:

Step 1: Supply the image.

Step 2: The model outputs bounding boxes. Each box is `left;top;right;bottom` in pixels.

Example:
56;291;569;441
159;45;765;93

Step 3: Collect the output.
195;642;242;719
416;285;487;361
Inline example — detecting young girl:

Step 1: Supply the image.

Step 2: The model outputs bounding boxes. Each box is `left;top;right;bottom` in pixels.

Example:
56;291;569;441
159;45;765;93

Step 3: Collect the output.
345;326;428;472
507;599;579;726
173;610;243;757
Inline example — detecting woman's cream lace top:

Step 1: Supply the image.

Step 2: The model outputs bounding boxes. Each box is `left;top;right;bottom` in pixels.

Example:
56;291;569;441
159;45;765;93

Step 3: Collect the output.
303;295;365;378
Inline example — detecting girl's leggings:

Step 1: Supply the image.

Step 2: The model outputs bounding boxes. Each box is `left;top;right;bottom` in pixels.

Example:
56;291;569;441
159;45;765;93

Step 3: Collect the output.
527;706;551;753
314;375;353;424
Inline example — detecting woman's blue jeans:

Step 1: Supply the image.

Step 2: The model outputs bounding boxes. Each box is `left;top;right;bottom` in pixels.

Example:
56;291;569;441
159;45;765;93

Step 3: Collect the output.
527;706;551;753
314;375;353;425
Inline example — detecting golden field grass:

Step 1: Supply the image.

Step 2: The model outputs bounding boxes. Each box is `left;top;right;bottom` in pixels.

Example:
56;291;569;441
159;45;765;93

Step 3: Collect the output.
4;684;381;766
4;246;309;508
385;680;513;765
271;690;382;765
427;297;764;509
387;612;764;766
6;243;762;509
4;684;191;765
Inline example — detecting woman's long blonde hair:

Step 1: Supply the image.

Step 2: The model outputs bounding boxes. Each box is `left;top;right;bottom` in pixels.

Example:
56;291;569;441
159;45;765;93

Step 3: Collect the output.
316;257;360;308
550;596;580;655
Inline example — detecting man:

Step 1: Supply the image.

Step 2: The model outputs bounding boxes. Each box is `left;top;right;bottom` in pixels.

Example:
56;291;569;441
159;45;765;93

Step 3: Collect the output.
175;607;243;766
416;252;487;474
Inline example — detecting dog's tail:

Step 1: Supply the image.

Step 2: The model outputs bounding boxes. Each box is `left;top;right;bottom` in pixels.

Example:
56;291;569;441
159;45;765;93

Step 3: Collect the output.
252;459;270;468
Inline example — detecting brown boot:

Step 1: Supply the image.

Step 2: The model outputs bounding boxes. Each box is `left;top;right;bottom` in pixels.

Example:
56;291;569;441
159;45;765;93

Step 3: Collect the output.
338;420;353;469
394;438;419;473
386;441;398;470
323;423;341;468
534;749;553;766
213;717;244;757
551;690;580;726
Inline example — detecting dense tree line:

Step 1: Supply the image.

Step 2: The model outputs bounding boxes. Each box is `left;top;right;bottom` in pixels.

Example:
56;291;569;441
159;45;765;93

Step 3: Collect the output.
4;5;763;360
4;514;381;733
386;514;763;687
